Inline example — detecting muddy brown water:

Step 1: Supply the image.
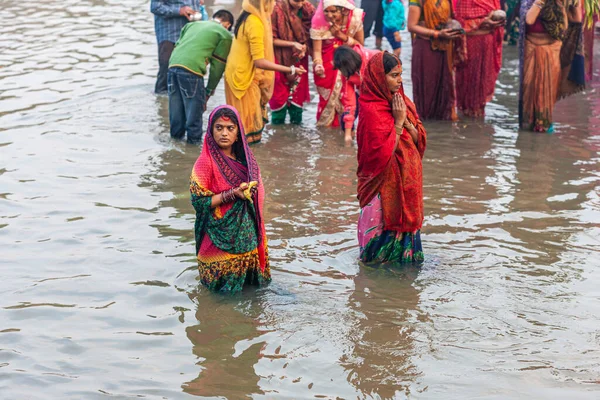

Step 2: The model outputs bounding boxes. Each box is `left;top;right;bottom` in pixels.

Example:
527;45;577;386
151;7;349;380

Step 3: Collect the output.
1;1;600;399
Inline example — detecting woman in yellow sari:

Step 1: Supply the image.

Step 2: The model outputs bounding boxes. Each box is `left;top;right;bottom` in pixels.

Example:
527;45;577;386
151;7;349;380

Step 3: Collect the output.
225;0;306;144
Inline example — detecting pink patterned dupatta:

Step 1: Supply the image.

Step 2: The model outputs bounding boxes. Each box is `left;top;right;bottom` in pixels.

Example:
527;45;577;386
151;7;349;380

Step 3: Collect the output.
190;105;267;272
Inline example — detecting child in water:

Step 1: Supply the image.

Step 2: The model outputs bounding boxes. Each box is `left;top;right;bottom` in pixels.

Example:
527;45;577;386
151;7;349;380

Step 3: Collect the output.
333;45;378;143
381;0;405;57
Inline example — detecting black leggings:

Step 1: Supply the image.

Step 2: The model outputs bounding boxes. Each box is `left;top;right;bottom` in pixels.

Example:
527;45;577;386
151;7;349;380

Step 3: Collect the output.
362;0;384;38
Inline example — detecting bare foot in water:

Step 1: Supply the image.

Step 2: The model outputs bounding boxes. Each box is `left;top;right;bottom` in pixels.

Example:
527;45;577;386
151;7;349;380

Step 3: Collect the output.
344;132;353;146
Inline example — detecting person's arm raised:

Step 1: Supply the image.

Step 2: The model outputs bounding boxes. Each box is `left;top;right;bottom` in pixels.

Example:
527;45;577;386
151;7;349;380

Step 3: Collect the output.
254;59;307;75
525;0;544;25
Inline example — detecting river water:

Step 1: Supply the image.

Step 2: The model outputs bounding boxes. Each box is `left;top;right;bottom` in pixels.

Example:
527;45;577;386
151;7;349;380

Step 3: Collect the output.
1;1;600;399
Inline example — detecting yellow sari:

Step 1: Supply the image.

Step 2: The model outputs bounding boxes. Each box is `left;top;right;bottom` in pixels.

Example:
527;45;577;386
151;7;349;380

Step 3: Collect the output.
225;0;275;144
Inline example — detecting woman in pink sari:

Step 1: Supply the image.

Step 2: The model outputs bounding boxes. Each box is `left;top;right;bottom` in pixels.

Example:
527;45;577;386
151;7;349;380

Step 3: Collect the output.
455;0;505;117
310;0;365;127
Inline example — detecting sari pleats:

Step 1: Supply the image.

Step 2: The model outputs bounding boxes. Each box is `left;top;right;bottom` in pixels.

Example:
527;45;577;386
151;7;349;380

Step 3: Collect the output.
411;37;456;121
456;34;498;117
521;39;561;132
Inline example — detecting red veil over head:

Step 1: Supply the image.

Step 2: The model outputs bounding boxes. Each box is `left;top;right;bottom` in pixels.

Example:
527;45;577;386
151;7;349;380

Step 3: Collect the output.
356;52;427;232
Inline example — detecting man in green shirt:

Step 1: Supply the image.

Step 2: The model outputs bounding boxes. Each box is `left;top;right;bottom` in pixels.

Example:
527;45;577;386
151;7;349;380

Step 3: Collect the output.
168;10;234;143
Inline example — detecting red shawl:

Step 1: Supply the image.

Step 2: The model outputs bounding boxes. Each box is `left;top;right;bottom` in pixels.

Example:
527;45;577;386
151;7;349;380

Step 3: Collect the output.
191;105;267;271
356;52;427;232
455;0;504;72
271;0;315;68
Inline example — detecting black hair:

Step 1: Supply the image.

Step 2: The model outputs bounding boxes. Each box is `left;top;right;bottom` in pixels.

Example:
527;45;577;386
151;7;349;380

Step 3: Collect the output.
234;11;251;38
383;52;401;74
333;45;362;78
213;10;235;31
210;108;245;161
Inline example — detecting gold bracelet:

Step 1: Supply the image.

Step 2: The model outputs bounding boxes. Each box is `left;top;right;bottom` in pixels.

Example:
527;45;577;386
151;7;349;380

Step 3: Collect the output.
313;58;323;65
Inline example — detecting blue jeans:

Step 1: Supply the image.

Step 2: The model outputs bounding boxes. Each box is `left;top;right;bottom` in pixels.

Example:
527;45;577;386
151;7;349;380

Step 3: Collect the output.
168;67;206;143
383;26;402;50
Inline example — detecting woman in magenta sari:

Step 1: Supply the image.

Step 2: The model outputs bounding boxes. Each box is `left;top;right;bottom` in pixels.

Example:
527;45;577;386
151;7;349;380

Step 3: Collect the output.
310;0;365;127
190;105;270;293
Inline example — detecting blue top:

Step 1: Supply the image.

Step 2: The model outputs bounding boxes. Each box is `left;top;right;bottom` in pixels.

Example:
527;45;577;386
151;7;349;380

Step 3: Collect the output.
150;0;208;44
381;0;406;31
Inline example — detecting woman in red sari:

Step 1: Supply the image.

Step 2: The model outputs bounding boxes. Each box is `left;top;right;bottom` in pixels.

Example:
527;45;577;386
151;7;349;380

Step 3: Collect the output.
455;0;505;117
190;105;270;293
356;52;427;264
311;0;365;127
269;0;315;125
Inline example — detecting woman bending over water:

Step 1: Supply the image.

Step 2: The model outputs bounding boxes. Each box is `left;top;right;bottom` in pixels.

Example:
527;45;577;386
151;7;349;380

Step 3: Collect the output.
190;106;270;293
357;52;427;264
333;44;378;143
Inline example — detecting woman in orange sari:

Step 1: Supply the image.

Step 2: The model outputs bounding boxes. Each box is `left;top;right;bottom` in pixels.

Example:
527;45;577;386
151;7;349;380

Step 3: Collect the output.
310;0;364;127
356;52;427;263
519;0;581;132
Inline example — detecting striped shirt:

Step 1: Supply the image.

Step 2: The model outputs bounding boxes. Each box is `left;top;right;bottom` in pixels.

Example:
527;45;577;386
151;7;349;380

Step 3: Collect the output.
150;0;208;44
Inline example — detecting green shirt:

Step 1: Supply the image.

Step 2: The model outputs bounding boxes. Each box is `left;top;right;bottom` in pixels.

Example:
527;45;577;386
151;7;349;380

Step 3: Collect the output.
169;21;232;96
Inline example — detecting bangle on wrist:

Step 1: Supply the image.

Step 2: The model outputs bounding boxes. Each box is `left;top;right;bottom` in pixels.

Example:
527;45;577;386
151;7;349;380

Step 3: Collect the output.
313;58;323;65
289;65;296;75
221;188;235;204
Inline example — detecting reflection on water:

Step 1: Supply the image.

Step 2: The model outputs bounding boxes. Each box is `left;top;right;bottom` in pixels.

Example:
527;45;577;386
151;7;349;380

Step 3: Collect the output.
342;265;421;399
183;292;265;397
1;0;600;398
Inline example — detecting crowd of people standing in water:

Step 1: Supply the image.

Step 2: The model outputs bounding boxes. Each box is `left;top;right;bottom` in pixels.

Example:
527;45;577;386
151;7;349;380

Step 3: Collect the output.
151;0;597;293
